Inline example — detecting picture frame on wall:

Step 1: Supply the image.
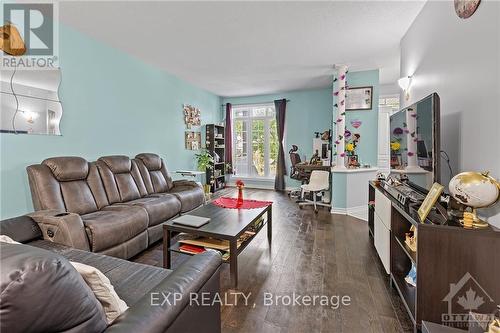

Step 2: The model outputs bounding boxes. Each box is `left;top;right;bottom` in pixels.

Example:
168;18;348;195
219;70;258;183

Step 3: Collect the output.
183;104;201;129
346;86;373;111
185;131;201;150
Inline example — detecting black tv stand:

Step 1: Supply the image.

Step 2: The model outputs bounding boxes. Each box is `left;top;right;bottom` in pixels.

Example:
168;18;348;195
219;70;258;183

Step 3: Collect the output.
368;181;500;331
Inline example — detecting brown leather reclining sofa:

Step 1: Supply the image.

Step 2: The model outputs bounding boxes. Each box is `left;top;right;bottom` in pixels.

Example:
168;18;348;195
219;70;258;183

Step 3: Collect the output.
26;153;204;259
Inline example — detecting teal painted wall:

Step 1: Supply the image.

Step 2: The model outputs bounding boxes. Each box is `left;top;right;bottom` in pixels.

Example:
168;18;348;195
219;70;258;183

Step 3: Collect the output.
342;70;380;166
222;88;332;188
332;69;379;208
0;26;221;219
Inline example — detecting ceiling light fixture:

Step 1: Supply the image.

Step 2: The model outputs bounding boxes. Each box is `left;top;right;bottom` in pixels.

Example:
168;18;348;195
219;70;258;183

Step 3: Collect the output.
398;75;412;100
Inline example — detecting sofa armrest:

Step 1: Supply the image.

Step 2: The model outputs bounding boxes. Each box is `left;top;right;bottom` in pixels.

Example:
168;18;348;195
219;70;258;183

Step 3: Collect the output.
106;251;222;333
28;210;90;251
172;179;201;188
0;215;42;243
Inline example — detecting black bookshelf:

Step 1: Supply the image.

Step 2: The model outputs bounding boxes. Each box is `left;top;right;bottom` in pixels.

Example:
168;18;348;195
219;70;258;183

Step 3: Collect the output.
205;124;226;192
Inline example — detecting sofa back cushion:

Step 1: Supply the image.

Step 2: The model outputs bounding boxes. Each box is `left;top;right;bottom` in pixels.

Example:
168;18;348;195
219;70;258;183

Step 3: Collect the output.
135;153;174;194
0;242;108;333
97;156;147;204
27;157;107;215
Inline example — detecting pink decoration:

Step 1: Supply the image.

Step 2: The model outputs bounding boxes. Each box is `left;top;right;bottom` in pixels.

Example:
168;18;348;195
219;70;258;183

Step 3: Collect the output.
404;128;410;134
340;153;346;157
213;197;272;209
336;118;342;123
340;100;345;106
350;119;362;129
410;113;417;118
344;129;352;139
407;152;415;157
333;91;339;96
335;140;340;145
340;74;346;80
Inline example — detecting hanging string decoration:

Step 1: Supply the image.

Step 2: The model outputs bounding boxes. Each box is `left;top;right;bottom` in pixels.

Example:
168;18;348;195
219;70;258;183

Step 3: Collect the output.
333;65;348;168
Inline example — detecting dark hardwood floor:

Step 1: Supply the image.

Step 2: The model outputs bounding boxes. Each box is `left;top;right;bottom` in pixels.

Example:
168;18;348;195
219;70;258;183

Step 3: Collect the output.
133;188;413;333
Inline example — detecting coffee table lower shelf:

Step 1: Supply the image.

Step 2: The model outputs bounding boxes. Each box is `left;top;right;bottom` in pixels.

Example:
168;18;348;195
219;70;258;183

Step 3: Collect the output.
168;220;268;263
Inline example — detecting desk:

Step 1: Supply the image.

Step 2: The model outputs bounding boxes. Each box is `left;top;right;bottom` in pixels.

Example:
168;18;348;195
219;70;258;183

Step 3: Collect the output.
294;163;330;173
175;170;205;186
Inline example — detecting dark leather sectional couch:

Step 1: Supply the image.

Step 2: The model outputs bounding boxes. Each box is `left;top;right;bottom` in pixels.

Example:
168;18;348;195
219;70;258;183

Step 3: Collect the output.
26;153;205;259
0;215;222;333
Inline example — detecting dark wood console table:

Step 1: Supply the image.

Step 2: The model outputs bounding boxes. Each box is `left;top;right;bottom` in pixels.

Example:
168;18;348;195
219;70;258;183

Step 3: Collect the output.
368;181;500;331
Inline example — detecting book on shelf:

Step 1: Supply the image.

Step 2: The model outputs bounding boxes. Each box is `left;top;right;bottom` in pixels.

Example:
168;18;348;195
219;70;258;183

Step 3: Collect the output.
179;232;256;252
179;238;230;251
179;244;206;255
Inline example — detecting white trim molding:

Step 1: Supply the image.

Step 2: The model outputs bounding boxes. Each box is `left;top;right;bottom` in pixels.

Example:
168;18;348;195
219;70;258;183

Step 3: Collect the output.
331;205;368;221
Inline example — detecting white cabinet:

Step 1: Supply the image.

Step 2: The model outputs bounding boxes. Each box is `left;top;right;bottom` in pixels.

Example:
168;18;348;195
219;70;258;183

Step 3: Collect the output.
375;189;391;228
374;188;392;274
374;214;391;274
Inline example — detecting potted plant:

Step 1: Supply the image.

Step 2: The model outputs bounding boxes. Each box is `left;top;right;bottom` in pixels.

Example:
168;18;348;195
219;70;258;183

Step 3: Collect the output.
195;149;214;194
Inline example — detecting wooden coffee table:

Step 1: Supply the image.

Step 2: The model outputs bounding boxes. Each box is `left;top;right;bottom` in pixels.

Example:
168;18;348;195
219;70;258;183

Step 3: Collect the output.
163;202;272;288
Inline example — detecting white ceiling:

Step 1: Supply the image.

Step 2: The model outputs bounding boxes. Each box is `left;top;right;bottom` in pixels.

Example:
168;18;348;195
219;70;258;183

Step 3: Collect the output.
59;1;426;97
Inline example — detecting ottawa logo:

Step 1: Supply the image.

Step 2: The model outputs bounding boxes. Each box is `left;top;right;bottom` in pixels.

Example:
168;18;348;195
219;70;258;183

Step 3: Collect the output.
442;272;495;327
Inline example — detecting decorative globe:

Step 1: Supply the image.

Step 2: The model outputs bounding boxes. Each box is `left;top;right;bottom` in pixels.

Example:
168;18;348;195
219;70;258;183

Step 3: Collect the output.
449;172;499;208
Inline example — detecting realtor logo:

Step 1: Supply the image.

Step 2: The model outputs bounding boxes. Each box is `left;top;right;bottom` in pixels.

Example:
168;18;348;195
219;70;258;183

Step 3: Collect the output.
442;272;495;326
1;1;58;68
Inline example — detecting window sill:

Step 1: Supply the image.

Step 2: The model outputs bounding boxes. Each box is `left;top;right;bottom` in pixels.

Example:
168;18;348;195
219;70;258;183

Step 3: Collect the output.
228;175;275;182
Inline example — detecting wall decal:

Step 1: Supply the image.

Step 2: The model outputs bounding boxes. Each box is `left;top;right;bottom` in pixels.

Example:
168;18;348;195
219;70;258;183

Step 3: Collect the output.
350;119;362;129
333;64;348;169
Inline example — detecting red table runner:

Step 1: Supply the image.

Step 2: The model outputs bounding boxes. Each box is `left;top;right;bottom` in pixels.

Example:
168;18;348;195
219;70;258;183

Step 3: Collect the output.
213;197;272;209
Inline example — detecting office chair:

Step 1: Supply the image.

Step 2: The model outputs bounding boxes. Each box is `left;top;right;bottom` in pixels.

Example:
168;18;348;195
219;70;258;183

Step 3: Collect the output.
299;170;331;213
288;145;308;198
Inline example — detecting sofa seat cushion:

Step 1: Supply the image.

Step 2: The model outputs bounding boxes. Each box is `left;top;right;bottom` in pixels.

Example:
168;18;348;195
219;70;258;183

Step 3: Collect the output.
119;195;181;226
168;185;205;213
29;240;172;306
82;206;148;252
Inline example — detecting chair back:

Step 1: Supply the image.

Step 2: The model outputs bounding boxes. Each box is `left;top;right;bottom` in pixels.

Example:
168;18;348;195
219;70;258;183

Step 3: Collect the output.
308;170;330;190
290;152;301;167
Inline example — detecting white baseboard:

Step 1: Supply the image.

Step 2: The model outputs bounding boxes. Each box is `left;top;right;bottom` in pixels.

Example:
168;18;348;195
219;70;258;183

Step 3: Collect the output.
330;205;368;221
347;205;368;221
330;207;347;215
228;179;274;190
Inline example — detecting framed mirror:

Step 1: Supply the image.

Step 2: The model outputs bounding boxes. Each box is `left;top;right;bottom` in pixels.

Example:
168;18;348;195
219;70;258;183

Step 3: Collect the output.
0;68;63;135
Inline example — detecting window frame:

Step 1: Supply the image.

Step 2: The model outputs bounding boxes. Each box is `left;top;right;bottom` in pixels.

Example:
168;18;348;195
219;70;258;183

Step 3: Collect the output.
232;103;277;179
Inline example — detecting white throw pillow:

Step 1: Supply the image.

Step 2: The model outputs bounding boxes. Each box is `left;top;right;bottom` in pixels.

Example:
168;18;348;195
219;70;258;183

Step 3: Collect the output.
70;261;128;324
0;235;20;244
